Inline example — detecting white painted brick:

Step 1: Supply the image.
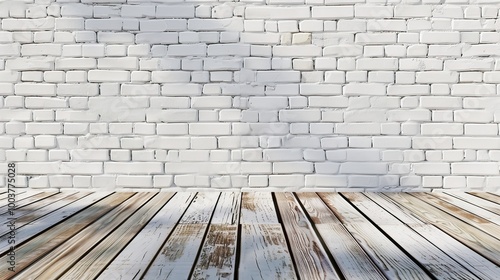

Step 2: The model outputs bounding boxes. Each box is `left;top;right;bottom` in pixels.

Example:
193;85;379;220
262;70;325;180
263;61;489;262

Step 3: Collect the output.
413;163;450;175
451;84;496;96
246;7;310;19
98;57;138;70
312;6;353;19
453;137;500;149
452;163;499;175
269;175;304;188
305;175;347;187
15;83;56;96
105;162;163;174
340;162;387;174
344;83;386;96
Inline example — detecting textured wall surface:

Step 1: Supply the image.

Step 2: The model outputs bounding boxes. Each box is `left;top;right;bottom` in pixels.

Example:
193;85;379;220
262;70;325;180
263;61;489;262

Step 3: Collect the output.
1;0;500;191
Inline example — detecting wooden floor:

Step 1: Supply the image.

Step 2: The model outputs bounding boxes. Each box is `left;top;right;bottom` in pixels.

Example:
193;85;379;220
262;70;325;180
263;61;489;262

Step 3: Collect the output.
0;191;499;280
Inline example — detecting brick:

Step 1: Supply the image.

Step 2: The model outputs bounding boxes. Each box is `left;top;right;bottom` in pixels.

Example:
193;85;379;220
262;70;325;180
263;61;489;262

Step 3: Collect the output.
256;71;300;83
344;83;386;96
413;163;450;175
451;84;496;96
2;18;55;31
98;57;138;70
312;6;353;19
394;5;432;18
305;175;347;187
246;7;310;19
451;163;499;175
420;96;462;109
152;71;190;83
105;162;163;174
140;19;186;32
55;58;96;70
121;84;159;96
340;162;387;174
156;5;195;18
273;46;322;57
85;19;122;31
188;19;243;31
453;137;500;149
269;175;304;188
121;5;155;17
421;123;464;135
15;83;56;96
88;70;130;82
58;84;99;96
355;6;393;18
189;123;231;135
420;31;460;44
357;58;398;70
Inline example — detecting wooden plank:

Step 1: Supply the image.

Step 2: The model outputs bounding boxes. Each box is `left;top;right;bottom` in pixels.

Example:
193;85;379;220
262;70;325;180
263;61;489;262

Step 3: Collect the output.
296;192;387;280
179;192;221;223
210;192;241;225
468;192;500;204
0;191;79;231
97;192;196;280
447;192;500;215
385;192;500;266
0;191;57;215
240;192;279;224
431;192;500;226
364;192;500;280
142;224;208;280
143;192;220;279
191;192;241;280
11;192;155;280
60;192;176;279
319;193;432;280
191;224;238;280
275;192;341;280
0;192;133;279
239;224;297;280
412;193;500;237
343;192;481;280
0;189;26;201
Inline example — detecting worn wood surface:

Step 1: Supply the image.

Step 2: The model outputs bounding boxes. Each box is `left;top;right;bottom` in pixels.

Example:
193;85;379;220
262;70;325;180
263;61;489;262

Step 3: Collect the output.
2;191;499;280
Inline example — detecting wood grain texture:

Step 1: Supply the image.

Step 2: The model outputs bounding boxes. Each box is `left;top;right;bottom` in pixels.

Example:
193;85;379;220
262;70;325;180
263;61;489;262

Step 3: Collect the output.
142;224;208;280
59;193;175;280
469;192;500;204
191;192;241;280
179;192;221;224
0;191;56;215
296;192;387;280
447;192;500;215
319;193;432;280
0;192;111;255
412;192;500;238
191;224;238;280
239;224;297;280
12;192;154;280
385;192;500;266
431;192;500;225
0;192;129;279
0;191;81;234
343;192;480;280
210;192;241;225
275;192;341;280
364;192;500;280
240;192;279;224
97;192;196;280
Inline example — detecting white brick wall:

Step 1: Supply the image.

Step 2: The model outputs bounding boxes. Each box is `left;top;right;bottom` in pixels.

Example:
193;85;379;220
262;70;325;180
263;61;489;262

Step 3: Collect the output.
1;1;499;192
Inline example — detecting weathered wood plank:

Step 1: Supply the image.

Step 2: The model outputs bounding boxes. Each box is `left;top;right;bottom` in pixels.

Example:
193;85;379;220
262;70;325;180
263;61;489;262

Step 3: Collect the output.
0;191;80;232
431;192;500;226
0;189;26;201
365;192;500;280
0;192;132;279
239;224;297;280
468;192;500;204
142;224;208;280
11;192;155;279
240;192;279;224
143;192;220;279
59;193;176;279
343;192;481;280
210;192;241;225
0;191;57;215
191;192;241;280
319;193;431;280
296;192;387;280
447;192;500;215
275;192;341;280
97;192;196;280
191;224;238;280
412;193;500;237
180;192;221;224
385;193;500;266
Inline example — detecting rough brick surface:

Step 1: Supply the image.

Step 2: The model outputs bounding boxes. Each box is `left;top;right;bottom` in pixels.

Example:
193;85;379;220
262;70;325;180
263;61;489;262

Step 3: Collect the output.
2;1;499;192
